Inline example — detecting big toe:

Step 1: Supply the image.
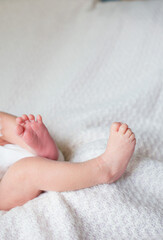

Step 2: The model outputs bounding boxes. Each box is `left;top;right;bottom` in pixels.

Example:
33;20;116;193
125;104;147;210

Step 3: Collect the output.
16;117;24;125
110;122;122;133
22;114;29;121
16;125;24;136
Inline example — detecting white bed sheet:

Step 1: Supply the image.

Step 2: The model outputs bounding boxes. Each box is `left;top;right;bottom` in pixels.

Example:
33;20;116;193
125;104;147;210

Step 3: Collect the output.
0;0;163;239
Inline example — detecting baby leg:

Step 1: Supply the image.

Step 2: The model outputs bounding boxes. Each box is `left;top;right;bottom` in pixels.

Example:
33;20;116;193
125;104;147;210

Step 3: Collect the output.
0;155;105;211
0;122;136;211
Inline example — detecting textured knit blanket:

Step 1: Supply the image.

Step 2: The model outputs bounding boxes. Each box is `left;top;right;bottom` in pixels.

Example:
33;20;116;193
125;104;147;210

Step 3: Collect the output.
0;0;163;239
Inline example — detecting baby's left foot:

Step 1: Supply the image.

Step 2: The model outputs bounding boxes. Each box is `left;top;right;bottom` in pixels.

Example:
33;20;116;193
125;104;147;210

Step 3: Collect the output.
15;114;59;160
98;122;136;183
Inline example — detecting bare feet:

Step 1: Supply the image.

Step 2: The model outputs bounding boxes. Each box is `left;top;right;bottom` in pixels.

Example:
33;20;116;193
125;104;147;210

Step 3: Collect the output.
99;122;136;183
15;114;59;160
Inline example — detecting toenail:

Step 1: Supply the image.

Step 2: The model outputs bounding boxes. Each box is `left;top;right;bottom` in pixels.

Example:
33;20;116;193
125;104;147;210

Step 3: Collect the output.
127;129;132;135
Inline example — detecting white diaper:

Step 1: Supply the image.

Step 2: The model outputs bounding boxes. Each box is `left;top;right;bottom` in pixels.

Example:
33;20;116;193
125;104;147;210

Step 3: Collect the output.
0;144;64;181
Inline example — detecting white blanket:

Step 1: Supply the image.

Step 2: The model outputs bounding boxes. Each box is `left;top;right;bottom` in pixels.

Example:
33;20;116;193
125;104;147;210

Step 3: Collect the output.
0;0;163;239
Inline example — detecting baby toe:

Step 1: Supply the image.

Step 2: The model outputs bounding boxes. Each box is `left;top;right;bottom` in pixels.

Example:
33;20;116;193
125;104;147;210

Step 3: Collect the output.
22;114;29;121
110;122;122;133
129;133;135;142
119;123;128;134
28;114;35;122
125;128;132;138
16;117;24;125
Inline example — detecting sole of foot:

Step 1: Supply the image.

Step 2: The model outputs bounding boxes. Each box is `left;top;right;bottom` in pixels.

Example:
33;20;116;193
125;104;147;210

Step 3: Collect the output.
15;114;59;160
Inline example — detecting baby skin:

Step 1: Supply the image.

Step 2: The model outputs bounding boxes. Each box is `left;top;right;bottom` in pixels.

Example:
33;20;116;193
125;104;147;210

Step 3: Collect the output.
0;112;136;211
15;114;59;160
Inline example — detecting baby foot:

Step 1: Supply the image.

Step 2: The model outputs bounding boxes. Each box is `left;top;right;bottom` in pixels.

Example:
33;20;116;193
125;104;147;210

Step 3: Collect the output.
100;122;136;183
15;114;59;160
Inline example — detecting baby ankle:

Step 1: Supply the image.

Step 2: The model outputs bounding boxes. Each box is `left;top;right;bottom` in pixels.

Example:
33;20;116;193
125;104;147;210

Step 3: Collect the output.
95;155;113;184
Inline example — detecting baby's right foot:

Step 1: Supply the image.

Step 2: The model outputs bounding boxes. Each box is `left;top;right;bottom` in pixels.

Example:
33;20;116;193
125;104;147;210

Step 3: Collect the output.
99;122;136;183
15;114;59;160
